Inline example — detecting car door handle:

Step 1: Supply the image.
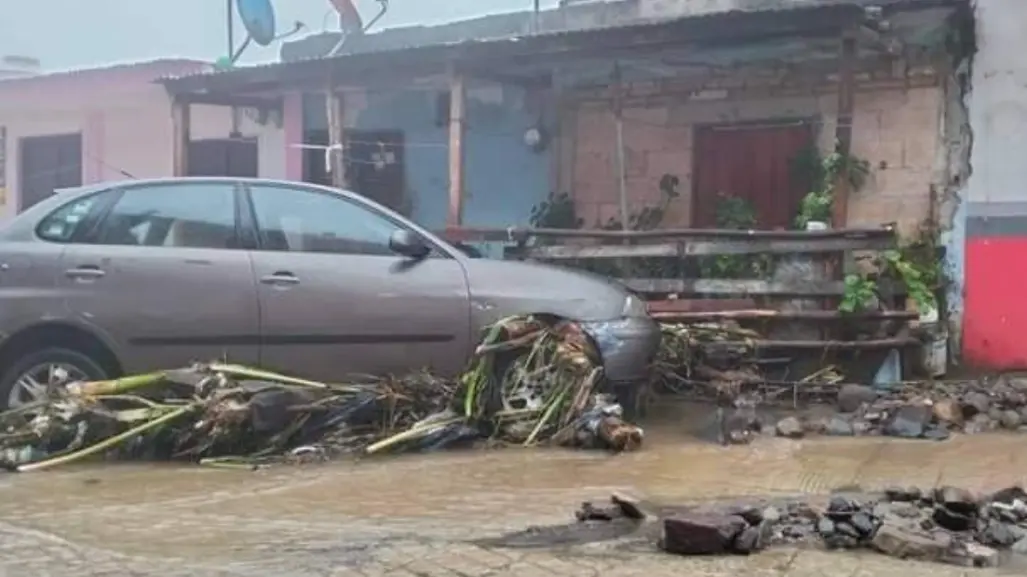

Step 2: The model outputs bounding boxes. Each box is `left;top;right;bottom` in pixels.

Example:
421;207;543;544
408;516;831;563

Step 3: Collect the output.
65;266;106;280
260;272;300;286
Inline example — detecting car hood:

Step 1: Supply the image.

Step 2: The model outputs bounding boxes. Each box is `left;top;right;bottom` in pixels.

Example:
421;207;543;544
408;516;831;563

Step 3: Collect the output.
459;258;630;322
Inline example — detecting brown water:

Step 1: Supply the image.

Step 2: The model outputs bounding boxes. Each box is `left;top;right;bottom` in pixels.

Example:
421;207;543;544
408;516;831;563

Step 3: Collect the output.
0;402;1023;576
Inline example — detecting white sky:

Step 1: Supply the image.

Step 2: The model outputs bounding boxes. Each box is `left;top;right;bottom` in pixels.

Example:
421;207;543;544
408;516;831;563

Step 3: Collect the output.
0;0;560;71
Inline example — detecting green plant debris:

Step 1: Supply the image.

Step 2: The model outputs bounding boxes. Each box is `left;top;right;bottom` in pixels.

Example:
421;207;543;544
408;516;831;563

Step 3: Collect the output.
0;316;643;472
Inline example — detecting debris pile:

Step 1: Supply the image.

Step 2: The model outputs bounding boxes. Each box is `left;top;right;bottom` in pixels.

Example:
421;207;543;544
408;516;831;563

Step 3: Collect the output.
0;315;644;472
571;486;1027;568
655;321;848;407
774;377;1027;441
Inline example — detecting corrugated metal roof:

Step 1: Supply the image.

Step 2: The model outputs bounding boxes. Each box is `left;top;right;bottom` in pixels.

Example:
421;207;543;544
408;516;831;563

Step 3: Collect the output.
159;0;966;91
0;59;210;87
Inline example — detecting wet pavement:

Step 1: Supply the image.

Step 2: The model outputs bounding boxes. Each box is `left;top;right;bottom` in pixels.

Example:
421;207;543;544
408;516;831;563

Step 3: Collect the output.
0;402;1024;576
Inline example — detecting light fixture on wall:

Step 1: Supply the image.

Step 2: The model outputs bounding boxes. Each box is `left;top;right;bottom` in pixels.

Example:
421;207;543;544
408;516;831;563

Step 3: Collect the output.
523;124;549;153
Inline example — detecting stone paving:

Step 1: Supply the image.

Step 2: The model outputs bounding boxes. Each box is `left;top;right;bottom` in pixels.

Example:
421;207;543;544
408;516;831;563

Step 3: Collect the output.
0;430;1024;576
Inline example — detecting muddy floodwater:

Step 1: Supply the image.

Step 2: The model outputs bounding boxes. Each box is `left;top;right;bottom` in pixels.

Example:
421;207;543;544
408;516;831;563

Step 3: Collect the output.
0;401;1024;576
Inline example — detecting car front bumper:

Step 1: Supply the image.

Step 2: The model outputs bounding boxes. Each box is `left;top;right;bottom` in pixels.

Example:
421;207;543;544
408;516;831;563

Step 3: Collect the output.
580;316;662;385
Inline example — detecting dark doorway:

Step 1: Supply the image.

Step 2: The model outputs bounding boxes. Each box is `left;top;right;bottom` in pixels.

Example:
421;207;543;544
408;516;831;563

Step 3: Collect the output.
692;122;814;229
187;138;258;177
301;129;407;215
18;133;82;211
302;129;331;187
346;130;406;214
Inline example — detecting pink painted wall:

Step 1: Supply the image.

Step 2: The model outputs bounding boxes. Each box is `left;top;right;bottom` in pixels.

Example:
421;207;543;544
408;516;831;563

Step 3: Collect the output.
0;60;295;217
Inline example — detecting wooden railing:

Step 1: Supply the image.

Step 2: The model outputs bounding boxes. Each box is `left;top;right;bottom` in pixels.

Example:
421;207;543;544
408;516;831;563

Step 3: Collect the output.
439;225;923;356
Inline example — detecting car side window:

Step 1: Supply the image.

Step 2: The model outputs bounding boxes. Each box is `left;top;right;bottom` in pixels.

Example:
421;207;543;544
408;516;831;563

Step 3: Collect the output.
248;185;401;256
94;183;238;249
36;193;109;243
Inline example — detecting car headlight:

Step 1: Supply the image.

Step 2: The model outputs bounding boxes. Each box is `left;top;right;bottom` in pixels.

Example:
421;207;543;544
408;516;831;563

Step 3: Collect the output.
621;294;649;318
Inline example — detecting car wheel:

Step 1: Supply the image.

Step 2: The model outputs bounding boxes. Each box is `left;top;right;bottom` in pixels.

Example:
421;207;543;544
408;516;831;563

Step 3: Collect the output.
0;347;109;409
494;351;554;413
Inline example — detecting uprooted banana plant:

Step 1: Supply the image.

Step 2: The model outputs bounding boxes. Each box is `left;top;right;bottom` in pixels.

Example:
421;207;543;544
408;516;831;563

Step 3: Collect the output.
0;315;644;472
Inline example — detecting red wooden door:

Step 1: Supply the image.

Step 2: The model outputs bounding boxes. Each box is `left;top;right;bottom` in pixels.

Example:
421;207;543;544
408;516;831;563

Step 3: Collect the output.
692;123;813;229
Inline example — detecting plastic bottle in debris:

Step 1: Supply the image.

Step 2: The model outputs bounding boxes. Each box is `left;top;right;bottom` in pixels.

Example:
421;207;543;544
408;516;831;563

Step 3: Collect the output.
918;304;947;378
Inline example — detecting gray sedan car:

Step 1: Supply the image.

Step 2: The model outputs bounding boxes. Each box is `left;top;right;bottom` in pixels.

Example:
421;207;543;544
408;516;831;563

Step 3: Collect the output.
0;178;660;412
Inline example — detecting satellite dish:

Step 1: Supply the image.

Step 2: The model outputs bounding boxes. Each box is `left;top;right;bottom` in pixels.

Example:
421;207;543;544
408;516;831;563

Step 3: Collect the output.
330;0;365;35
236;0;277;46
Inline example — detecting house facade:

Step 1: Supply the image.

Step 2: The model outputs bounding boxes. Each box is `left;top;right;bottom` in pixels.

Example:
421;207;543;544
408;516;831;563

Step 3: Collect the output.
0;59;286;219
961;0;1027;369
7;0;1025;370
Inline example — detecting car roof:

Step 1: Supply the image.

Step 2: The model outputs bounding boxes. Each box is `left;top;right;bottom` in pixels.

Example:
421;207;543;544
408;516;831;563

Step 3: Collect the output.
57;177;349;196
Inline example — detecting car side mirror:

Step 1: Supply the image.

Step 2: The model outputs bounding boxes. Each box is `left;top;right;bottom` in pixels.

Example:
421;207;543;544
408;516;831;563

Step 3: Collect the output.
389;229;430;259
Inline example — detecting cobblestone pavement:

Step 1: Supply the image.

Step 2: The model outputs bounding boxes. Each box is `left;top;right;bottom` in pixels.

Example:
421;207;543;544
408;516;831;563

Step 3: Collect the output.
0;425;1024;576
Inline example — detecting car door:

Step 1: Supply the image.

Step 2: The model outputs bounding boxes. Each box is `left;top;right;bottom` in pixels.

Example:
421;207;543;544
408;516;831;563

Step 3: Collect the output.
59;181;261;373
242;182;472;382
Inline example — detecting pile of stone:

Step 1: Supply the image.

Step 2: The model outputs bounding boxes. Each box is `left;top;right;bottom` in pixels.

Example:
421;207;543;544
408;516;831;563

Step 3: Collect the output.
773;377;1027;441
576;486;1027;568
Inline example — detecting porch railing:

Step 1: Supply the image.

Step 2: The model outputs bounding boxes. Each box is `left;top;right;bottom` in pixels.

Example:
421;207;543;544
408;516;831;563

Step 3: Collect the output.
437;225;922;355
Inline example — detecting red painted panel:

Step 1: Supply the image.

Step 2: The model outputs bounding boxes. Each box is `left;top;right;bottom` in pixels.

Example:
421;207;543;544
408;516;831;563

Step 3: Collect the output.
964;237;1027;369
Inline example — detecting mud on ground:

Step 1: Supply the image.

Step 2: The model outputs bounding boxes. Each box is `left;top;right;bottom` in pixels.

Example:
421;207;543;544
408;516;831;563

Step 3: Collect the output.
0;400;1024;576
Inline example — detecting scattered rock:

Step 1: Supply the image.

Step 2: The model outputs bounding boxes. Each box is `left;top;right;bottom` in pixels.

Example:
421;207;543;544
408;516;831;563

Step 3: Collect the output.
922;426;951;441
936;486;978;514
838;384;877;413
933;506;974;532
824;415;854;436
988;407;1005;423
979;522;1018;547
964;413;996;435
661;514;748;555
761;506;782;524
610;492;650;521
580;482;1026;568
734;521;773;554
884;405;932;438
885;486;922;502
958;542;1000;568
932;398;963;426
775;417;804;439
1013;536;1027;555
989;486;1027;505
962;392;991;417
850;511;877;537
836;521;861;539
1002;410;1023;429
888;502;924;519
871;523;949;562
575;501;623;521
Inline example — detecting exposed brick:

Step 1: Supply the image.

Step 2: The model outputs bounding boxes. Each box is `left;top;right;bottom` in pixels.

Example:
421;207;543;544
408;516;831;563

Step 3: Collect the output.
565;73;942;237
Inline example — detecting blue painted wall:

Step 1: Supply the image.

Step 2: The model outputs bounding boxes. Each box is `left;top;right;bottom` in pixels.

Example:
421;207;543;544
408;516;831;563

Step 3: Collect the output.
303;85;550;252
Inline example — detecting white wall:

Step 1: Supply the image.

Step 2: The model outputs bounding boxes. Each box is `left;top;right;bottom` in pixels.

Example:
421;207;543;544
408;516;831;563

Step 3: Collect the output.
1;0;561;71
965;0;1027;210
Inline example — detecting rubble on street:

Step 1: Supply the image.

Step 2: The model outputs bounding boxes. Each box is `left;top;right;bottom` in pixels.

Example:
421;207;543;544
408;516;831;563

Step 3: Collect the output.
771;378;1027;442
567;486;1027;568
655;319;1027;443
0;315;643;472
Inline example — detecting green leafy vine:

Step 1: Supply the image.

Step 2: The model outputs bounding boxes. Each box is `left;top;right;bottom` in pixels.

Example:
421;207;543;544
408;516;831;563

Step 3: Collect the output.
698;193;769;279
790;144;871;229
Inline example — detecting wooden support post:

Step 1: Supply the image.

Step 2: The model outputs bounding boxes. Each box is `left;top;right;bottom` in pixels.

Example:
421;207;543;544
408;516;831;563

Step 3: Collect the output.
325;87;347;189
831;32;857;228
171;97;191;176
447;67;467;227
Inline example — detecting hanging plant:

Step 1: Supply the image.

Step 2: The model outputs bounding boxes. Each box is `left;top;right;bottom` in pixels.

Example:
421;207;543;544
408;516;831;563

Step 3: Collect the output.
790;144;871;229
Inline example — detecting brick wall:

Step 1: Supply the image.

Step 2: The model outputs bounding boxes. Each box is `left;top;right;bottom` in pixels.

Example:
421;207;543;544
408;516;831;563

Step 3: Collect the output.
565;71;944;237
